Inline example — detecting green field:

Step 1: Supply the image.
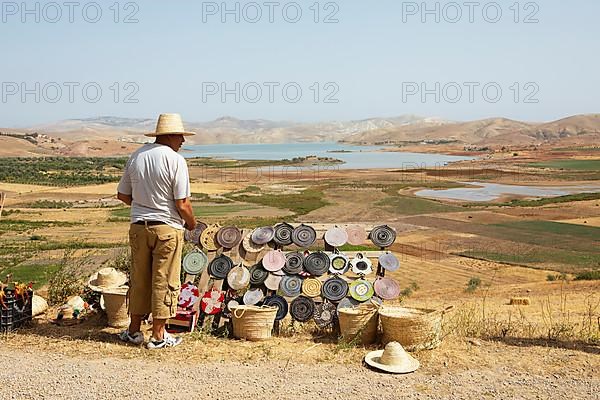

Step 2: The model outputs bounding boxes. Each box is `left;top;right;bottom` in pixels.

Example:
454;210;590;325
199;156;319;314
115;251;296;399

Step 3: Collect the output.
376;195;462;215
528;159;600;171
229;188;328;216
0;157;126;186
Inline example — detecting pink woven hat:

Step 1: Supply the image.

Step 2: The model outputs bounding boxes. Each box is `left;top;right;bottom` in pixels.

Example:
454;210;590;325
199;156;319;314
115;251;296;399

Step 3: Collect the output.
345;225;366;246
374;277;401;300
262;250;286;272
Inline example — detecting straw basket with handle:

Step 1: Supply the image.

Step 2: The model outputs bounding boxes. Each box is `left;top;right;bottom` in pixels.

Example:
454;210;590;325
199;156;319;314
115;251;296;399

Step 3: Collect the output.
230;305;278;341
379;305;454;351
338;303;379;345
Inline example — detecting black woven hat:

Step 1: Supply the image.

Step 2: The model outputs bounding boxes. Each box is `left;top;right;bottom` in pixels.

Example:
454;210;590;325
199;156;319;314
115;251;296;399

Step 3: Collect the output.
263;295;289;321
208;255;234;280
283;252;304;275
273;222;294;246
304;252;330;277
369;225;397;248
321;276;349;302
290;296;315;322
249;265;269;286
292;224;317;248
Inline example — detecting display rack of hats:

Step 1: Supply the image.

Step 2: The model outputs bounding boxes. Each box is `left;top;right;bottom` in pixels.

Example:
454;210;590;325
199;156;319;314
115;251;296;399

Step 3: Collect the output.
176;222;401;335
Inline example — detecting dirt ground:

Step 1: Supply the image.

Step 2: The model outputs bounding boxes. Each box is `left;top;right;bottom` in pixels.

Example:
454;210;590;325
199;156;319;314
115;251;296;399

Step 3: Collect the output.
1;146;599;399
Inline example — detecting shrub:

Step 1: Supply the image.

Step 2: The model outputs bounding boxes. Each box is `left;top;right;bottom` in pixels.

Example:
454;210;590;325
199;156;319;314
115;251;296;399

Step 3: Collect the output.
575;270;600;281
466;277;482;293
47;250;92;305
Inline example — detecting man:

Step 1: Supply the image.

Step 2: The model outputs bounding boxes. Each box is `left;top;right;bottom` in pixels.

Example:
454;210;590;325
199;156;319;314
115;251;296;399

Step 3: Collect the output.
116;113;197;349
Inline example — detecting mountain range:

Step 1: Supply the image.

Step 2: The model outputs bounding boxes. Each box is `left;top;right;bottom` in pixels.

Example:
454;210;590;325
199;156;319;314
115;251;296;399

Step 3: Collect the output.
1;114;599;157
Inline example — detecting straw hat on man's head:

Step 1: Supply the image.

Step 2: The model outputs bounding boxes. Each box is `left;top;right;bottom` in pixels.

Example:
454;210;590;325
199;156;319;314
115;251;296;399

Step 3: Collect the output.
364;342;420;374
145;113;196;137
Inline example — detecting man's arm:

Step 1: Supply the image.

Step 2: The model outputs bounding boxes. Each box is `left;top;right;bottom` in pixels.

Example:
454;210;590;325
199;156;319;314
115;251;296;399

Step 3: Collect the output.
175;197;196;230
117;192;132;206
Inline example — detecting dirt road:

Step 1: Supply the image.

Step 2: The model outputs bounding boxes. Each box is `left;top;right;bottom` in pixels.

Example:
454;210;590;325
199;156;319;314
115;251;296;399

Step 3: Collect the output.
1;343;598;400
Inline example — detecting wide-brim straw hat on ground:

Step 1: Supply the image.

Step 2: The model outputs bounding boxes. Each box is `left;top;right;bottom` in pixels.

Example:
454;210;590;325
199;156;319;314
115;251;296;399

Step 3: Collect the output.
88;268;127;293
364;342;420;374
145;113;196;137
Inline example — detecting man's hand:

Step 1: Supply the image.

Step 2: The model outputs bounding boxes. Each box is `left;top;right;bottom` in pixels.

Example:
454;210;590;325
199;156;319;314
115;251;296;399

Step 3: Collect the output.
175;197;196;230
117;192;132;206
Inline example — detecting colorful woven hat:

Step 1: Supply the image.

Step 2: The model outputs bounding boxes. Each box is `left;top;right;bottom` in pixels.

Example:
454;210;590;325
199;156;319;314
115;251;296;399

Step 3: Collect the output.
304;252;330;277
200;224;221;251
184;222;207;245
321;276;349;302
243;288;265;306
350;253;373;275
264;273;283;291
346;225;366;246
364;342;420;374
182;249;209;275
374;277;401;300
328;252;350;275
263;295;288;321
201;289;224;315
227;266;251;290
324;226;348;248
279;275;303;298
251;226;275;245
378;252;400;272
290;296;315;322
262;250;286;272
349;279;374;302
283;252;304;275
216;226;242;249
313;302;337;328
242;231;267;253
369;225;397;248
208;255;234;280
273;222;294;246
301;278;322;298
292;224;317;248
249;265;269;286
178;282;200;309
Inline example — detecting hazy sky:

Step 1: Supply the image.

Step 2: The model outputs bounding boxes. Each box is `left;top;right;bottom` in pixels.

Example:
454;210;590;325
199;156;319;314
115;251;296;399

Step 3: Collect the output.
1;0;599;126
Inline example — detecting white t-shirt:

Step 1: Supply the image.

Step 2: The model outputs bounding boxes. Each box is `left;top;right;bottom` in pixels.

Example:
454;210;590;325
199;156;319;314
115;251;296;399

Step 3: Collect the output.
117;143;191;230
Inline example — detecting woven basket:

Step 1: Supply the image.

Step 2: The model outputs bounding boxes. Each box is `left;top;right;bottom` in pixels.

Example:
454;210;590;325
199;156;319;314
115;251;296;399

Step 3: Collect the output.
102;290;130;328
338;305;378;345
231;305;278;341
379;305;453;351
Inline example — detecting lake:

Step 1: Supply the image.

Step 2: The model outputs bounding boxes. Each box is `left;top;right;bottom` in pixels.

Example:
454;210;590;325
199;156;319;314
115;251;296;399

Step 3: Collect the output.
415;182;600;202
182;142;473;170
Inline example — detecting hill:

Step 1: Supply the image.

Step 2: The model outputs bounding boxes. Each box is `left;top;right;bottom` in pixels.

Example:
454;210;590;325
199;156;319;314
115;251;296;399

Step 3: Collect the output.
341;114;600;147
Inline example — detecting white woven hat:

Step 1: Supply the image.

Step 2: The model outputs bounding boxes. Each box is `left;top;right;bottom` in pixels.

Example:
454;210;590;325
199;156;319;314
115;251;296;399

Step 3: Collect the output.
145;113;196;137
364;342;420;374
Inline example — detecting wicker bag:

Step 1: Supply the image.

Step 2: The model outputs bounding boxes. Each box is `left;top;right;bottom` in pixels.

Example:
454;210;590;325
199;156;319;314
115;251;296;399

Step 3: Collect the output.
379;305;453;351
231;305;278;341
338;305;378;345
